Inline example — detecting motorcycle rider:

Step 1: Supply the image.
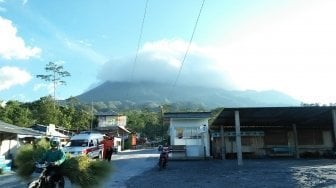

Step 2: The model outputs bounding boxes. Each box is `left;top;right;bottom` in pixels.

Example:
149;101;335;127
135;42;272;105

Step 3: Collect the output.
159;143;169;168
40;139;66;187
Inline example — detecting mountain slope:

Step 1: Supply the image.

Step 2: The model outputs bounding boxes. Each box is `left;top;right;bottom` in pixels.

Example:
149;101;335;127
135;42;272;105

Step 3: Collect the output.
76;81;301;109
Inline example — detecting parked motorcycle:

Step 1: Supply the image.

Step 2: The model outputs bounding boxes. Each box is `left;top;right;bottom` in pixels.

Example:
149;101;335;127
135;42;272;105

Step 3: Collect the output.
27;162;65;188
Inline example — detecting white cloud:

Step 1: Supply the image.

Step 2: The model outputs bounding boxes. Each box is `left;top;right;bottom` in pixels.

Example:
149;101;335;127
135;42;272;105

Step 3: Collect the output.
0;16;41;60
98;39;235;89
98;1;336;104
211;1;336;104
33;83;54;95
64;38;107;65
0;66;32;91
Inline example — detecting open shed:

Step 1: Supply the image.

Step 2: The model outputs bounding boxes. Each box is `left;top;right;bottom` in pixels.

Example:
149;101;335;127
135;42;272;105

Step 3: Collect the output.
0;121;42;158
211;106;336;162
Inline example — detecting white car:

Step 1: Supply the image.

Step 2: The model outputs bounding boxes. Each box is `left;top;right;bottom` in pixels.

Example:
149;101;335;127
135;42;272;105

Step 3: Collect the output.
63;131;104;159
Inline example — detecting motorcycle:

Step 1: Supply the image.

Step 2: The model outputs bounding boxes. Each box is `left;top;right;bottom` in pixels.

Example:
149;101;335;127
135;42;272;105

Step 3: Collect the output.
27;162;65;188
158;150;169;170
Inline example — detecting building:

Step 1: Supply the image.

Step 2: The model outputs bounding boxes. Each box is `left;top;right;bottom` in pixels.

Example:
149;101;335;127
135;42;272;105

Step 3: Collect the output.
211;106;336;163
31;124;73;146
0;121;42;156
95;111;131;151
164;112;211;160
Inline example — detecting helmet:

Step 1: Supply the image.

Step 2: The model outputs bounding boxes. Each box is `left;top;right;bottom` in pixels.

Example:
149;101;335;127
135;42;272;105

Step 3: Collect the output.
50;140;59;148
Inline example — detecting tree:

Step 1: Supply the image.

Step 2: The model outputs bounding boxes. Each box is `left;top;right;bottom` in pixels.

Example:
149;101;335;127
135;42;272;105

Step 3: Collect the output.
36;62;71;102
0;100;33;127
123;109;162;141
71;109;92;131
30;96;62;125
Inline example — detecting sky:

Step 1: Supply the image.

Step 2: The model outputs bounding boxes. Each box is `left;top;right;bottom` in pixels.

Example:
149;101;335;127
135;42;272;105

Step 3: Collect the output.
1;0;336;104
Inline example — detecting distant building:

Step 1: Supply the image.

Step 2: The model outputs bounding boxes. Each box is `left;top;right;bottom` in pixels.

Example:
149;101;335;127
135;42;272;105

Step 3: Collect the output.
0;121;42;159
164;112;211;160
96;111;127;128
30;124;73;146
211;106;336;161
95;111;131;151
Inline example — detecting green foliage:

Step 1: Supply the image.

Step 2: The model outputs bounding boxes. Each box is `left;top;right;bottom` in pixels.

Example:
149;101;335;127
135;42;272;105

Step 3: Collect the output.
0;101;33;127
71;109;91;130
36;61;71;101
124;110;146;133
29;96;62;125
14;138;49;180
62;156;112;187
123;109;165;141
124;139;131;150
15;138;112;187
0;95;93;131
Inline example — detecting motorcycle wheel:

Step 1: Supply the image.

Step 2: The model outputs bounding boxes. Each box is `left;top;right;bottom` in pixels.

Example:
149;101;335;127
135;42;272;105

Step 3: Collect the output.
27;180;40;188
54;176;65;188
46;176;65;188
159;158;164;170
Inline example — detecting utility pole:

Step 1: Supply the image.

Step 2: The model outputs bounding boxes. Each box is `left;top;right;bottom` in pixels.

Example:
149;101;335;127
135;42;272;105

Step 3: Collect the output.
90;100;93;131
160;105;164;145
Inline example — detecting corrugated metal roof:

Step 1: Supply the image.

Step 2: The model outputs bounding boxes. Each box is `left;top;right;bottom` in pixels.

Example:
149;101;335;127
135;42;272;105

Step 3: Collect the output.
0;121;43;135
95;125;131;133
211;106;336;129
164;112;211;119
95;111;120;116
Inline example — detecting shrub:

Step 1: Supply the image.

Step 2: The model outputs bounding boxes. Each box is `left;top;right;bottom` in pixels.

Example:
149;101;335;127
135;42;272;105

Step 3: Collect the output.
15;138;113;187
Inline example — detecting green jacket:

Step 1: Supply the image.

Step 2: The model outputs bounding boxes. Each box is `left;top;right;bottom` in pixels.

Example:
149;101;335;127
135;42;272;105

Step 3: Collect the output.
41;148;66;166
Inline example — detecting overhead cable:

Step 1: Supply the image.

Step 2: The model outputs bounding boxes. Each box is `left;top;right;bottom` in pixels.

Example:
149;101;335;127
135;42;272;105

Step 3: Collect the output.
126;0;149;99
168;0;206;99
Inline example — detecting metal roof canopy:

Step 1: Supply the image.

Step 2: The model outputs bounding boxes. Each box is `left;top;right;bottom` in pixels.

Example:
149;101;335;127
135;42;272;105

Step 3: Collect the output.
95;125;131;133
211;106;336;129
0;120;42;135
164;112;211;119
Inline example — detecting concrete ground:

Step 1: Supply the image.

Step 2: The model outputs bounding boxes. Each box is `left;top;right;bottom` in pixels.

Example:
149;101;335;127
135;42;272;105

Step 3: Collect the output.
126;158;336;188
2;149;336;188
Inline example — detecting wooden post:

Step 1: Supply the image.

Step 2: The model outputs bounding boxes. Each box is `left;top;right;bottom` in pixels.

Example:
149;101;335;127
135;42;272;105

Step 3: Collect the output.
122;131;124;151
235;111;243;166
220;125;226;160
332;109;336;147
292;124;299;159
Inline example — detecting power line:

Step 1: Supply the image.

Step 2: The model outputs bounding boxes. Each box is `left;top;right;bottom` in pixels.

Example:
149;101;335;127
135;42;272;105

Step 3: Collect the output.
168;0;206;99
126;0;150;100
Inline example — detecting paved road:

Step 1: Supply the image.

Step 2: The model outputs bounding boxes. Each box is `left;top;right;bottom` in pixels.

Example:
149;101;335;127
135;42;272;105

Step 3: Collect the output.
126;158;336;188
0;148;159;188
104;148;159;187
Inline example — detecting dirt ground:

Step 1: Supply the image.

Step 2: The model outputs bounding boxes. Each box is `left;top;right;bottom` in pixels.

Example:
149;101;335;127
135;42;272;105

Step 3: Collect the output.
126;158;336;188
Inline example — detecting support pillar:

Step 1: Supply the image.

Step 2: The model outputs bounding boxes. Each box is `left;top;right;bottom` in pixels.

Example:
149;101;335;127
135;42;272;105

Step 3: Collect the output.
332;110;336;148
292;124;299;159
122;131;125;151
235;111;243;166
220;125;226;160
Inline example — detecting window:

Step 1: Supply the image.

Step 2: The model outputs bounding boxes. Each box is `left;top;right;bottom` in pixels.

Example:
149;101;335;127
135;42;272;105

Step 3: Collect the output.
176;127;201;139
176;128;183;139
184;127;201;139
70;139;88;147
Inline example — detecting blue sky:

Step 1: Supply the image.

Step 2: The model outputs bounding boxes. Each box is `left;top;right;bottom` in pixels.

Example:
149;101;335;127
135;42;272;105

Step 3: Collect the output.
1;0;336;104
